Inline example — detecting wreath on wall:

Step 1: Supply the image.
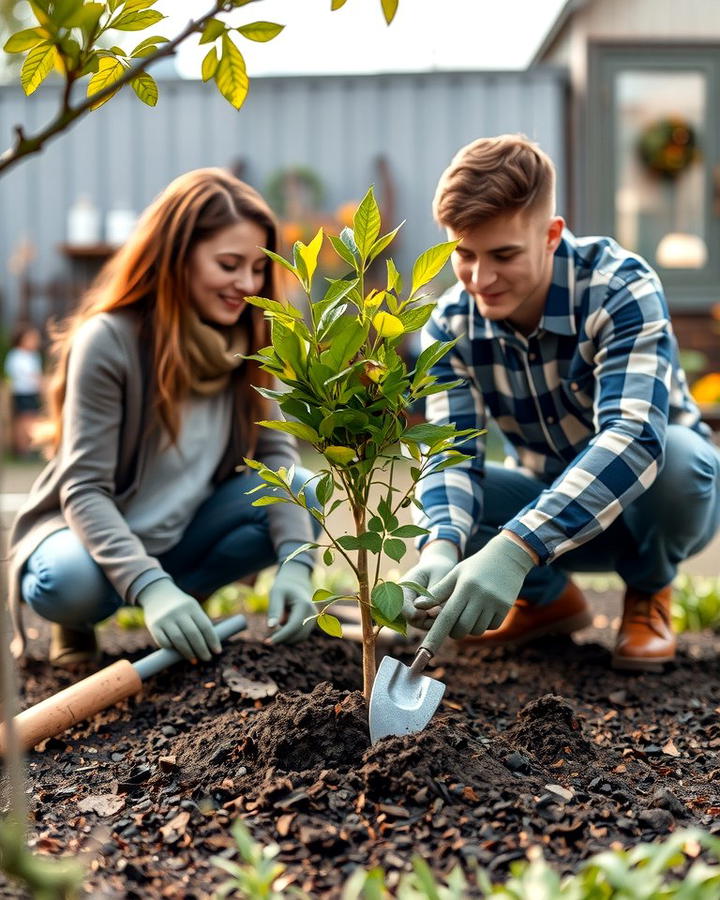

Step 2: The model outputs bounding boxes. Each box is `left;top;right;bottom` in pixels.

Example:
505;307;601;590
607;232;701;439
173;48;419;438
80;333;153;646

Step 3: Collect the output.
637;117;699;179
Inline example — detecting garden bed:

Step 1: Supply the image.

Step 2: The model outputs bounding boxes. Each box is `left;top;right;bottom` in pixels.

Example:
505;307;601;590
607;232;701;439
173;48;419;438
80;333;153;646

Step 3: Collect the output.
2;589;720;898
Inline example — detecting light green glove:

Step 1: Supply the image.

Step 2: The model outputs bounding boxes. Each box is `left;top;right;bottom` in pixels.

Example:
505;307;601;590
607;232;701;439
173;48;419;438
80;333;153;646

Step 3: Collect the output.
415;534;535;655
400;540;459;630
267;561;315;644
138;578;221;662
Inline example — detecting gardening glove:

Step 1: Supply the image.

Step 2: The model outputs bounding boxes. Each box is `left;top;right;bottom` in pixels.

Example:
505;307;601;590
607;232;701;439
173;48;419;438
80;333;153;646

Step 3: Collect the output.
400;539;459;631
138;578;221;663
415;534;536;656
267;561;315;645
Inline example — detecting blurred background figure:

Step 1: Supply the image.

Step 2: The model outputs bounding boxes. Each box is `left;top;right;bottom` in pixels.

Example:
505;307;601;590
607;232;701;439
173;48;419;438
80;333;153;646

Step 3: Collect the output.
3;322;43;459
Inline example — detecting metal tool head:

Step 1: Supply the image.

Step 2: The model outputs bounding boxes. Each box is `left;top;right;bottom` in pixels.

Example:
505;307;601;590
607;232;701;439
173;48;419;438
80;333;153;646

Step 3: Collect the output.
368;651;446;744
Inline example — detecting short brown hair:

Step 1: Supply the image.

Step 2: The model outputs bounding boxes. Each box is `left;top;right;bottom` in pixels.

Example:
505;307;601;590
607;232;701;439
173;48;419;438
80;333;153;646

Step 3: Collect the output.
433;134;556;231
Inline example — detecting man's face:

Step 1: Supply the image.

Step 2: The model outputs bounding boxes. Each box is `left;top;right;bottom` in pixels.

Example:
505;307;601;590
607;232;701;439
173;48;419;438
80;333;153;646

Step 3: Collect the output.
447;208;564;335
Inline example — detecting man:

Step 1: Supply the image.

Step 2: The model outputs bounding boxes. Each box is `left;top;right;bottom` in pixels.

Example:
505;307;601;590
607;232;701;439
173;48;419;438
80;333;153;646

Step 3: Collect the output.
402;134;720;671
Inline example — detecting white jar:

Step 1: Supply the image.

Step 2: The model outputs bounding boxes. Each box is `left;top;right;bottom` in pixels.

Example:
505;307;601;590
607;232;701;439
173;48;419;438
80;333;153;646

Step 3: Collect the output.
67;195;100;246
106;205;137;246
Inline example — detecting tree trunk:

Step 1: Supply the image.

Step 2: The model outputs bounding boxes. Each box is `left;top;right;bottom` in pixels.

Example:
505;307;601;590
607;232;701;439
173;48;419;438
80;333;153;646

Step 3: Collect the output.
353;505;376;700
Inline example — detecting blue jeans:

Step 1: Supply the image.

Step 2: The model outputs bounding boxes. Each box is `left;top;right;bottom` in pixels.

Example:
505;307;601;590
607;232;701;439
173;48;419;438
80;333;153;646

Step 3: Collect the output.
22;467;319;629
465;425;720;605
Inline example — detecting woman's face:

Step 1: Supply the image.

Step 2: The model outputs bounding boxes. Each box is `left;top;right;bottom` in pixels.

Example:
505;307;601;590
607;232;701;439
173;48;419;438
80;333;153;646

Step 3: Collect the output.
188;220;269;327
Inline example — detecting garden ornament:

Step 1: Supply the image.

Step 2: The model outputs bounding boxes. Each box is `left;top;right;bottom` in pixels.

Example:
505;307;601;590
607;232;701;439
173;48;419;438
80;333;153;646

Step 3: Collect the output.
0;614;247;755
368;648;446;743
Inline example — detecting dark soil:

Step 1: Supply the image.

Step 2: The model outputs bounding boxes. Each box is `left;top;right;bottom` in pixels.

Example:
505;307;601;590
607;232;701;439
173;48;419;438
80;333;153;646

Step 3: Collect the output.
2;590;720;899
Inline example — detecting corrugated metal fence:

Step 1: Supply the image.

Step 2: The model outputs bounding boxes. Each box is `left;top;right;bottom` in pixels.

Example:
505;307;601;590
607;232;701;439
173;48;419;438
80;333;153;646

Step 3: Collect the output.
0;67;567;324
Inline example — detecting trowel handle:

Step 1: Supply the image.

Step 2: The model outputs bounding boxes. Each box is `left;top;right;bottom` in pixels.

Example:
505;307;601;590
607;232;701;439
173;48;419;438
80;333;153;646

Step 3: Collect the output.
132;613;247;680
1;659;142;754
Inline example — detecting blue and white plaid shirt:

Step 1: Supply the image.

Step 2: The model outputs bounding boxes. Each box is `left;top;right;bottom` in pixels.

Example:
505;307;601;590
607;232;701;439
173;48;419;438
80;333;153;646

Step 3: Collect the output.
415;230;712;564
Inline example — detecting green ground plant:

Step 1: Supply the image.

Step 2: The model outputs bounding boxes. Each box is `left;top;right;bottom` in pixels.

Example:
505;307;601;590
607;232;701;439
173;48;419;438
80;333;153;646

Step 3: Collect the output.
242;186;480;698
215;823;720;899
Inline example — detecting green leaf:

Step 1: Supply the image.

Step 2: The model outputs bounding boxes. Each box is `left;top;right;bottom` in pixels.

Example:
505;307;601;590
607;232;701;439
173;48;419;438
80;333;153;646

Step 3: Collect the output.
367;221;404;263
371;582;403;620
257;419;319;443
383;538;406;562
403;422;458;444
325;446;357;466
414;338;458;378
313;588;334;604
66;2;104;31
410;240;458;298
237;21;285;42
4;27;47;54
262;248;298;279
400;304;434;333
386;258;403;294
131;34;169;57
111;9;164;31
281;541;317;564
201;46;219;81
215;33;249;109
400;581;438;602
323;547;334;566
381;0;399;24
367;516;384;532
244;295;302;319
353;186;381;259
317;613;343;637
316;472;334;507
20;42;55;95
340;226;359;258
337;535;361;551
358;532;382;554
131;71;158;106
392;525;429;538
329;234;357;269
319;317;365;372
251;495;288;506
200;17;226;44
371;607;407;635
86;55;125;108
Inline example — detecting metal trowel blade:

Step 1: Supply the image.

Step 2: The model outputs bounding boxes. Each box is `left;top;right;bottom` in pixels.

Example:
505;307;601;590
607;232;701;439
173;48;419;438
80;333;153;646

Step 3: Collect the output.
368;654;446;744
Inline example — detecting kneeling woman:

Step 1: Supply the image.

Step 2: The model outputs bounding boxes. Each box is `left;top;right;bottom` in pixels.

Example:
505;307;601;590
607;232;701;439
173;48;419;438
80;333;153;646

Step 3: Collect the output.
8;169;317;665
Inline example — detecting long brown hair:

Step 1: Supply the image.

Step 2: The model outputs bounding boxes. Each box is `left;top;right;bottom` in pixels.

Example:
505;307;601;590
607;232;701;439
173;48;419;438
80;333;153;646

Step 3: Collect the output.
44;168;277;454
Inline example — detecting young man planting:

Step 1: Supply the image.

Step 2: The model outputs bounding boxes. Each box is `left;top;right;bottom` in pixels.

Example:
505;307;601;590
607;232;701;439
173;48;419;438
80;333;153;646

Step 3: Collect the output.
401;134;720;671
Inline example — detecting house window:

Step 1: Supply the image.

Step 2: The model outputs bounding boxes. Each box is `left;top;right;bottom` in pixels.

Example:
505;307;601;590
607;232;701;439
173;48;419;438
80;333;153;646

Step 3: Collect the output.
615;70;706;270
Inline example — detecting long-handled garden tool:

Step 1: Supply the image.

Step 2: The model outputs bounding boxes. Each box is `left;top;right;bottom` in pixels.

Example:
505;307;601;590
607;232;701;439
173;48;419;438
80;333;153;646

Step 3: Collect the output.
0;614;247;755
368;648;446;743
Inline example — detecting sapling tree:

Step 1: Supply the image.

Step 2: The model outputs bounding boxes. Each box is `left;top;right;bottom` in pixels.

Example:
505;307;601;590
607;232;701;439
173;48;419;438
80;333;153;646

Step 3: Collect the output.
243;187;480;700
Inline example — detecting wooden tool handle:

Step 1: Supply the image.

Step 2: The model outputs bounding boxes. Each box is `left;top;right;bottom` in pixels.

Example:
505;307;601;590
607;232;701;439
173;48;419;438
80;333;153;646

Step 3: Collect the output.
0;659;142;754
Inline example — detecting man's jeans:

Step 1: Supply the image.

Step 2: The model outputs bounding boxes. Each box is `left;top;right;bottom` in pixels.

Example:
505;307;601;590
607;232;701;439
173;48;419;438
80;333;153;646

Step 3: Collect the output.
22;468;318;628
465;425;720;605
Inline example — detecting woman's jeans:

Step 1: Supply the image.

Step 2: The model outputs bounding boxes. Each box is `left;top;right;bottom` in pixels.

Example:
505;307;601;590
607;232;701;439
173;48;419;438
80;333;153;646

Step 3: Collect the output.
464;425;720;605
22;468;318;629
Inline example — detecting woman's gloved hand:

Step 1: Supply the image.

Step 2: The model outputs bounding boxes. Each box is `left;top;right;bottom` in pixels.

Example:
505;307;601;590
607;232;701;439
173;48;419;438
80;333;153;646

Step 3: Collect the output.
399;539;459;630
267;561;315;644
138;578;221;662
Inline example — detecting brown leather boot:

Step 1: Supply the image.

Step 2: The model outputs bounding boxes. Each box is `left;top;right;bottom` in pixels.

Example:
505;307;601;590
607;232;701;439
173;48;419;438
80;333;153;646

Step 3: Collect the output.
458;579;592;647
49;624;100;667
612;585;676;672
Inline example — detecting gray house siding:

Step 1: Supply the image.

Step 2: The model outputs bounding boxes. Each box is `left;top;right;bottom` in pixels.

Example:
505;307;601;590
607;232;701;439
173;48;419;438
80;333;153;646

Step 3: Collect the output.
0;68;567;325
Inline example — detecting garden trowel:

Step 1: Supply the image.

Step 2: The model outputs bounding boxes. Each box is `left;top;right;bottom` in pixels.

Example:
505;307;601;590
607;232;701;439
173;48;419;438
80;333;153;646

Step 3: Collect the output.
368;648;446;743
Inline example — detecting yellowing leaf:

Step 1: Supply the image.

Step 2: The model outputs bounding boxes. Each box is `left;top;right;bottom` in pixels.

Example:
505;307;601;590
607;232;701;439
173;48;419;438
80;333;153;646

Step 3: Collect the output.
324;446;356;465
381;0;399;24
317;613;343;637
20;42;55;95
215;34;249;110
297;228;324;285
87;56;125;108
236;21;285;42
331;0;348;9
201;46;218;82
131;71;158;107
410;240;458;298
364;290;385;309
4;27;46;54
373;311;404;339
110;9;164;32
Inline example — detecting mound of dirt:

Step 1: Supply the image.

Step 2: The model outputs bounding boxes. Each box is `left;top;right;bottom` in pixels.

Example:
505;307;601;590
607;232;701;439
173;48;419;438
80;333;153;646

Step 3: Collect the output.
504;693;597;765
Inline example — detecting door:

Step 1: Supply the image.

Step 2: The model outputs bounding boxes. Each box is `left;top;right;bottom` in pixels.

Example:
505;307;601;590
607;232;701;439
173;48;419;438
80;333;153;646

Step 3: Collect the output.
588;43;720;310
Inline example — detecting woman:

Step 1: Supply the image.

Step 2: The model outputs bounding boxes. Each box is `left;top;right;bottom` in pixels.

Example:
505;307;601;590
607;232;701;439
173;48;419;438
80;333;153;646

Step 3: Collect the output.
7;169;317;666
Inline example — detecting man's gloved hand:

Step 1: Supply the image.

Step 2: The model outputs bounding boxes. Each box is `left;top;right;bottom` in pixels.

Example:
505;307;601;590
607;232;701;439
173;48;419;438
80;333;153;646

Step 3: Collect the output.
138;578;221;662
415;534;536;655
267;561;315;644
400;540;459;630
